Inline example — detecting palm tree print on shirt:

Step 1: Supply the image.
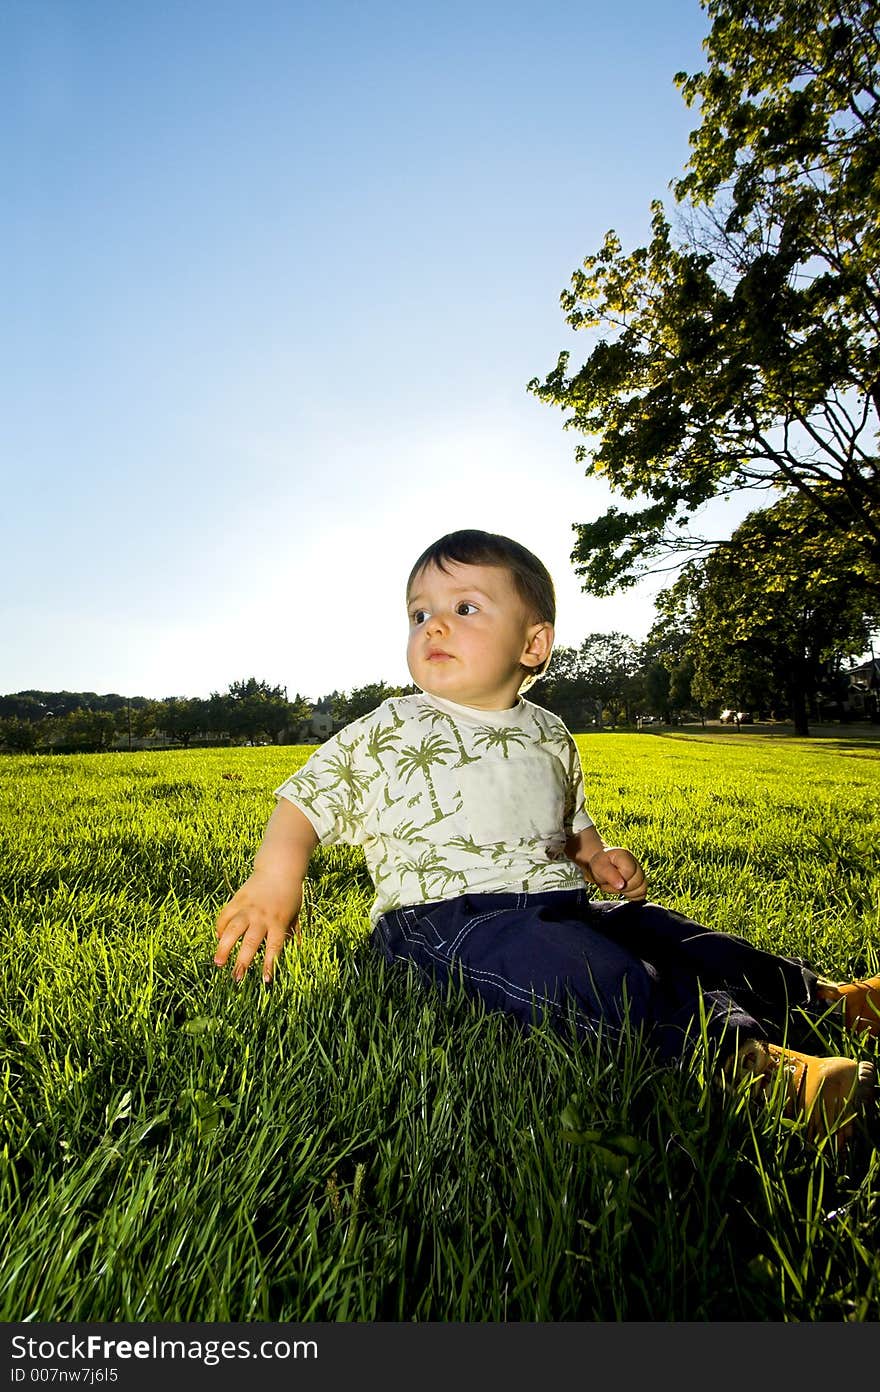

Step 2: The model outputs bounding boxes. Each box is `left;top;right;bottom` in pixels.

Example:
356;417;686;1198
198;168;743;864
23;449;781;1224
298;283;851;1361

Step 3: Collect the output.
447;833;487;859
365;720;403;775
399;845;470;900
422;707;480;767
322;751;376;805
276;696;588;920
472;726;530;759
396;734;457;825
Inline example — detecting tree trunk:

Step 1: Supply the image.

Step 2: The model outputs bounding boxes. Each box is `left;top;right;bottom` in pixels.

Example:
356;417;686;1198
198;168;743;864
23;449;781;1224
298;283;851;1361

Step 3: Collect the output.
791;685;810;737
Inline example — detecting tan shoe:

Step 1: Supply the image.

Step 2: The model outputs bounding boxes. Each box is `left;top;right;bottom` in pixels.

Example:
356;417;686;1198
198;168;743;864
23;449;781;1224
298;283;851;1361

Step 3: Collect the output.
729;1038;876;1147
817;975;880;1037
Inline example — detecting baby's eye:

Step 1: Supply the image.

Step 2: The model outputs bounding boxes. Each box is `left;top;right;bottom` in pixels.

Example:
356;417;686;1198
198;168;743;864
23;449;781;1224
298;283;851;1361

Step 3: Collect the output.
410;609;429;626
455;602;478;616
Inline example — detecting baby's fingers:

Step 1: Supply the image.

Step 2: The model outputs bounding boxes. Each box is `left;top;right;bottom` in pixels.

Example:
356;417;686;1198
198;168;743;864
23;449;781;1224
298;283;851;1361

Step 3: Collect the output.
260;920;296;983
624;879;648;901
621;864;648;901
213;909;263;975
214;890;253;943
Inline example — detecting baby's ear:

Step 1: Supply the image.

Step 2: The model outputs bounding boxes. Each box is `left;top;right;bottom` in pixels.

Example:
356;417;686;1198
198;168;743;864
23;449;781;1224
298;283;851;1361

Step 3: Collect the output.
522;622;554;669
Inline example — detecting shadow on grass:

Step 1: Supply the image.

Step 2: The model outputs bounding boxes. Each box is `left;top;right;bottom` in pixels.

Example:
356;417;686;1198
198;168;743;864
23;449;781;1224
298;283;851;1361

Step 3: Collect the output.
641;725;880;756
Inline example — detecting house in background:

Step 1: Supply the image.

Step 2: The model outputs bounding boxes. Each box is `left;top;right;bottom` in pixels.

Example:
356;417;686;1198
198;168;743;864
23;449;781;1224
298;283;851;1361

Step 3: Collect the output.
303;707;334;740
285;706;335;743
843;655;880;721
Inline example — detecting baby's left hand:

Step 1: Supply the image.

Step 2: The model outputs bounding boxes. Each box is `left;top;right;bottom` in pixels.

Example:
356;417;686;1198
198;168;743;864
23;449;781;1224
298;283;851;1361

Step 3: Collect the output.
588;846;647;901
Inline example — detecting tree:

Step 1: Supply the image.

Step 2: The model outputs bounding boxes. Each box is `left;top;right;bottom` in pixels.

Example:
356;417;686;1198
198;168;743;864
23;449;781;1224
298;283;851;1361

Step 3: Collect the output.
332;682;417;727
531;645;595;730
0;717;40;752
640;605;697;721
208;678;295;745
0;693;52;722
659;494;878;734
528;0;880;595
578;632;643;727
159;698;208;748
52;709;119;752
284;692;317;740
669;653;699;721
131;701;160;739
532;634;642;729
205;679;314;745
644;662;672;723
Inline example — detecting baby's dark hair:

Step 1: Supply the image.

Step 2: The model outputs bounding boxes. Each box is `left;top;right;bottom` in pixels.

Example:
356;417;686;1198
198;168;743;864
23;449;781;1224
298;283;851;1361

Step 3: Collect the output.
406;529;556;687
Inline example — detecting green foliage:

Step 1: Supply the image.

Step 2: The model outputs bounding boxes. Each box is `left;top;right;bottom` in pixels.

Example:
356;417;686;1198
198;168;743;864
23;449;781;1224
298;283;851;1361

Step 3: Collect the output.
656;494;879;731
207;677;306;745
528;0;880;594
644;662;672;721
331;681;418;727
669;653;697;716
0;692;160;754
0;684;318;751
533;634;643;728
159;697;209;748
0;718;39;753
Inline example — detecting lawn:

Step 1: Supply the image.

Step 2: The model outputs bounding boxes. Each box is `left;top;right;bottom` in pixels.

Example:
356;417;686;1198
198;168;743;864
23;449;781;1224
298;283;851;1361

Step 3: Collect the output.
1;732;879;1321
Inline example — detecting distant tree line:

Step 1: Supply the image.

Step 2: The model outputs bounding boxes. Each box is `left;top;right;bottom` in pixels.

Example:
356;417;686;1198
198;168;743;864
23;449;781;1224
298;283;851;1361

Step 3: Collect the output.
1;571;876;755
0;678;418;754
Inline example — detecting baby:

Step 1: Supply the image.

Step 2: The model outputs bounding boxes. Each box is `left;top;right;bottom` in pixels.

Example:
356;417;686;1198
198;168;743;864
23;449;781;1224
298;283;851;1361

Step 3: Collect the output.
214;529;878;1145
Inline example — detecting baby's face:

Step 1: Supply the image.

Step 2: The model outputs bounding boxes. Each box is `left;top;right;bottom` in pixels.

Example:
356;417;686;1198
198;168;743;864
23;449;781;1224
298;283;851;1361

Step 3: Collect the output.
406;560;551;710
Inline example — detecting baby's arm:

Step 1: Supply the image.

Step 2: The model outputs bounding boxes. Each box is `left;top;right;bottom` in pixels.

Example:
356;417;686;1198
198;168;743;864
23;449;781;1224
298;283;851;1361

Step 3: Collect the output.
214;799;319;982
565;826;647;902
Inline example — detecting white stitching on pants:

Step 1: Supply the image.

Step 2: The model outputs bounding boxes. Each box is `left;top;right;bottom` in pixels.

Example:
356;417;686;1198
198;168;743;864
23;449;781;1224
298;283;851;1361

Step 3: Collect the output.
392;907;572;1019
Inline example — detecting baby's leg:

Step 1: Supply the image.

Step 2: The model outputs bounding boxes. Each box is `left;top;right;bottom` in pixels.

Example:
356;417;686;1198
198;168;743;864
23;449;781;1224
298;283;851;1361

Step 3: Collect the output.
725;1039;876;1151
585;901;877;1145
584;898;818;1040
372;891;659;1042
815;975;880;1036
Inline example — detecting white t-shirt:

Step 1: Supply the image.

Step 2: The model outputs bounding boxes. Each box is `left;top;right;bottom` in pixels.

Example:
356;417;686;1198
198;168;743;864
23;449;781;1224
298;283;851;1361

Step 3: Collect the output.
274;692;594;922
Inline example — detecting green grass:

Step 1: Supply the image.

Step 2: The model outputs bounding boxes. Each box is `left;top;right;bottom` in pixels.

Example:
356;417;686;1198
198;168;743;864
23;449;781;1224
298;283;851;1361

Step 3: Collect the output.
1;734;879;1321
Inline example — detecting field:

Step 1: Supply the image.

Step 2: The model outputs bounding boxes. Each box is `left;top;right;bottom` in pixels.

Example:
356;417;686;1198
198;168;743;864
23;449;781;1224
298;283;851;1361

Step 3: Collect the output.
2;731;879;1321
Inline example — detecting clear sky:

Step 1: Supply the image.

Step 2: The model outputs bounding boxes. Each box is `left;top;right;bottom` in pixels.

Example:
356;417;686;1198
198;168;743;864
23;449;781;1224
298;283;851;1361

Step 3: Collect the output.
3;0;755;703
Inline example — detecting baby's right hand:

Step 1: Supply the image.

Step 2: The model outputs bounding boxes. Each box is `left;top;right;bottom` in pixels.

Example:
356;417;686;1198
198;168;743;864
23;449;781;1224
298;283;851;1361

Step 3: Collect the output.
213;870;303;983
588;846;648;901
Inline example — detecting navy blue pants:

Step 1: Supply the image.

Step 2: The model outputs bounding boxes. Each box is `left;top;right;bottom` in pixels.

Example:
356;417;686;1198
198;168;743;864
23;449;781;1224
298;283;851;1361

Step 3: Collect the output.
371;889;824;1063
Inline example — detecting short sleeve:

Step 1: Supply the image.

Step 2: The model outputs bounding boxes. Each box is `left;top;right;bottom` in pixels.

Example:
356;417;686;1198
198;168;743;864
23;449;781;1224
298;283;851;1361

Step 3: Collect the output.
274;724;378;847
564;732;594;836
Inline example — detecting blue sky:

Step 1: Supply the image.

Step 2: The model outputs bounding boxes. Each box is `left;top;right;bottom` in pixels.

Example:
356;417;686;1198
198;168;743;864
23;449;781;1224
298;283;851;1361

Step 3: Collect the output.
3;0;754;703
